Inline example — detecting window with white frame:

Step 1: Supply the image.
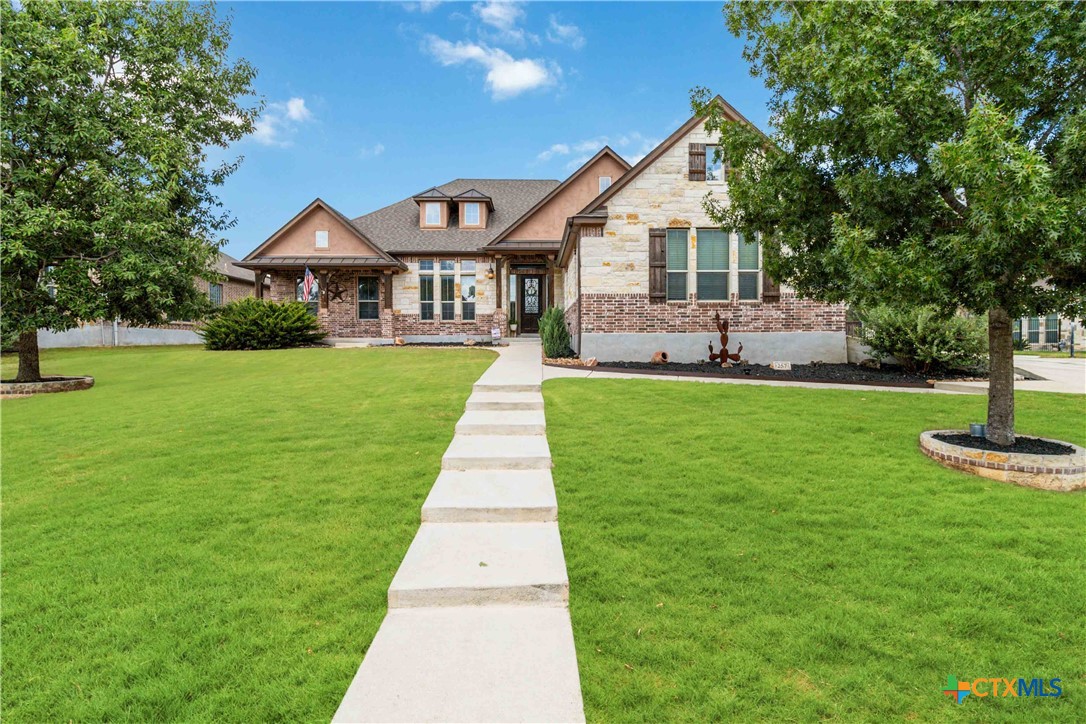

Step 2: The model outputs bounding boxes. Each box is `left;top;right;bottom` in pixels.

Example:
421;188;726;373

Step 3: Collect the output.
440;260;456;320
1045;314;1059;344
296;275;319;315
666;229;688;301
461;259;477;321
315;230;329;248
599;176;612;193
705;145;725;182
737;233;760;300
419;260;435;320
424;202;441;226
463;202;480;226
358;276;379;319
696;228;729;300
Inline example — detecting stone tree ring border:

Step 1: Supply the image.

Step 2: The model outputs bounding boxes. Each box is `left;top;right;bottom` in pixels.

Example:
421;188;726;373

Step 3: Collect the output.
919;429;1085;492
1;376;95;397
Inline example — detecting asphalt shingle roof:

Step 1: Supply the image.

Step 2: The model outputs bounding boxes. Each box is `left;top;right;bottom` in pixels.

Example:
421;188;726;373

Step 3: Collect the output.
351;179;559;253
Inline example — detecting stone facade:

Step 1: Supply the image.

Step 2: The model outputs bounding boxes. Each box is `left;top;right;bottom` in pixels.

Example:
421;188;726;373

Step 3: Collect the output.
568;118;847;362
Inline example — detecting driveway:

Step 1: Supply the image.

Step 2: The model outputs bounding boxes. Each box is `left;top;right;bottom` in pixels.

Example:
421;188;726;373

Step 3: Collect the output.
1013;355;1086;394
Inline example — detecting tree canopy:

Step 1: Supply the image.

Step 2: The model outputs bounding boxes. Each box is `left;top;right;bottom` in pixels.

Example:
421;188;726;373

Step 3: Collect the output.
696;0;1086;444
1;0;260;380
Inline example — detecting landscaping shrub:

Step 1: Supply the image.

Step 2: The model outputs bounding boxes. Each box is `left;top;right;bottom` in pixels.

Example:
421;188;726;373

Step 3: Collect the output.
859;304;987;374
199;298;326;350
539;306;573;358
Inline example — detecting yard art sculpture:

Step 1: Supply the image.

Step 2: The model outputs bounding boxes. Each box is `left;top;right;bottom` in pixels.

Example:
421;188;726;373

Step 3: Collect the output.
708;311;744;367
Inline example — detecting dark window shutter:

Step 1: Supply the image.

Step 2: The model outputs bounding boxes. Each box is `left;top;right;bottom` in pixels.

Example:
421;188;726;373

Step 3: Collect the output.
688;143;706;181
761;270;780;303
383;274;393;309
649;228;667;303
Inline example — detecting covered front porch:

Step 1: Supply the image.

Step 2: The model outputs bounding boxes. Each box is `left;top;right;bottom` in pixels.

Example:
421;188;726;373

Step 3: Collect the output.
489;246;561;336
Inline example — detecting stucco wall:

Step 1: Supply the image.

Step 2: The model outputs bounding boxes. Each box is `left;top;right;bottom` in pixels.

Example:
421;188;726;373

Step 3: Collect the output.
259;206;385;257
505;154;629;241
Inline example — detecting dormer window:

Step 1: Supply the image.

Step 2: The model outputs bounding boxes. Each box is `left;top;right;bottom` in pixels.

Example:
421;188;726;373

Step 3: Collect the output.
424;202;442;226
452;189;493;229
413;187;452;229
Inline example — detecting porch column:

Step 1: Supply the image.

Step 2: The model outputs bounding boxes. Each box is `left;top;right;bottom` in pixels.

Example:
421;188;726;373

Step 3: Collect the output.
319;271;329;310
494;255;503;311
546;256;555;309
253;269;263;300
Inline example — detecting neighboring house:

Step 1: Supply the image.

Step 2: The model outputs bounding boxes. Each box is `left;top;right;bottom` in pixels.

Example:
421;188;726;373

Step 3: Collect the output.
38;252;267;348
197;252;268;307
1013;314;1083;350
238;98;846;363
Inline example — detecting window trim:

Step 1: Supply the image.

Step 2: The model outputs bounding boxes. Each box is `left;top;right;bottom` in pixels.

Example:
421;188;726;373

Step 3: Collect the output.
315;229;329;249
1027;316;1040;344
424;202;442;226
736;232;761;301
419;259;435;321
295;274;319;315
209;282;224;306
599;176;612;193
357;275;380;320
665;228;688;302
463;202;481;227
695;227;730;301
705;144;726;184
1045;314;1059;344
461;272;477;321
440;262;456;320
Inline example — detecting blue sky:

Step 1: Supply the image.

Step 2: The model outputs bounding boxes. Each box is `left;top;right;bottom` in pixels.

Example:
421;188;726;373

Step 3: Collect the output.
214;1;772;258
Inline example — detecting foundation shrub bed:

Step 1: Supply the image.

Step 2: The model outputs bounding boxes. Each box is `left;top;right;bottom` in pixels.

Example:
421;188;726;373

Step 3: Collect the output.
199;299;326;350
932;432;1075;455
858;305;987;374
539;307;573;358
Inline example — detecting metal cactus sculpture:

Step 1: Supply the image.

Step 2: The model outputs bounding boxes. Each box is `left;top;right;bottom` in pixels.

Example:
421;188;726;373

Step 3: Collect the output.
708;311;743;366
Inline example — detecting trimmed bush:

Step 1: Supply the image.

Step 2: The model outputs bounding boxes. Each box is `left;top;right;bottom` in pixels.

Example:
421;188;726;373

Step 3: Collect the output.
859;304;987;374
539;306;573;358
199;298;326;350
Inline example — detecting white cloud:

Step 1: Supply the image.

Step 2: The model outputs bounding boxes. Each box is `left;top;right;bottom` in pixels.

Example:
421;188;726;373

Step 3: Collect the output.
424;35;557;99
359;142;385;158
536;143;569;162
546;15;585;50
284;97;311;122
251;97;314;147
472;1;537;45
402;1;444;12
535;131;662;169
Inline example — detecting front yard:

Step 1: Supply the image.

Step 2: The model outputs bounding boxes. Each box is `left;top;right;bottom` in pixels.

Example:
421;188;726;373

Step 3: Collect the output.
0;345;494;722
545;379;1085;722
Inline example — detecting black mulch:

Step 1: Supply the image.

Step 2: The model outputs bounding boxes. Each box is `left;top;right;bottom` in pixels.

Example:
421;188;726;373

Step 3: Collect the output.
933;433;1076;456
593;360;984;387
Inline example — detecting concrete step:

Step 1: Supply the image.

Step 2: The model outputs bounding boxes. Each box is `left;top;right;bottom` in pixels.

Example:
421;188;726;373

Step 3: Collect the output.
456;409;546;436
388;522;569;607
473;381;542;394
332;606;585;723
422;470;558;523
465;391;544;412
442;434;552;470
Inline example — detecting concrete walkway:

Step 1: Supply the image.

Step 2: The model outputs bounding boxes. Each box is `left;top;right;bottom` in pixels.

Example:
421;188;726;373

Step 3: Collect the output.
333;339;585;723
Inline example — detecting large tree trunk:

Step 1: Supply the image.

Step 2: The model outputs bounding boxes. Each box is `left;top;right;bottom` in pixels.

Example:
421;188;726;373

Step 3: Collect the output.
986;307;1015;446
15;330;42;383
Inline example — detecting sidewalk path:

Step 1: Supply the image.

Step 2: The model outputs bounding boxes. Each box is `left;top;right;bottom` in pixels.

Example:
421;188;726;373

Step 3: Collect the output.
333;339;585;723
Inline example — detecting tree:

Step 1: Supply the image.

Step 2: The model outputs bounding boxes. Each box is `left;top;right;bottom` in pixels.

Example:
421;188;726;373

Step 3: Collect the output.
696;0;1086;445
1;0;259;381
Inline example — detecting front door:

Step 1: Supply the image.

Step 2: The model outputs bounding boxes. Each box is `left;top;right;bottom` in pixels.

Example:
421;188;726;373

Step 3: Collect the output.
518;275;543;333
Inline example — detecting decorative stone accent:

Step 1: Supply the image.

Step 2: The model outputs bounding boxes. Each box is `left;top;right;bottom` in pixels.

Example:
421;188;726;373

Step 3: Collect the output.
919;430;1085;492
1;376;94;397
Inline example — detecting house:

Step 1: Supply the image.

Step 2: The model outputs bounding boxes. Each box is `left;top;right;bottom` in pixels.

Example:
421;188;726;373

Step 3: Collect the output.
38;252;268;348
1013;314;1083;351
238;98;847;363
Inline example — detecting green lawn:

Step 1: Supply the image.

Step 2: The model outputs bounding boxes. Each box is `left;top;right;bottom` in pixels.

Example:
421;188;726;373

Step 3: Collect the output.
1;345;494;722
545;379;1085;722
1015;349;1080;359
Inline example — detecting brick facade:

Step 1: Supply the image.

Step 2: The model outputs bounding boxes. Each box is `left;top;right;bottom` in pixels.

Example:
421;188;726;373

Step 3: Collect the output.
579;293;846;334
196;276;254;305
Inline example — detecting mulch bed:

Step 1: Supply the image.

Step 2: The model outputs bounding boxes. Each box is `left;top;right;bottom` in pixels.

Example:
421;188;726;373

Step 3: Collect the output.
933;433;1076;456
590;360;984;387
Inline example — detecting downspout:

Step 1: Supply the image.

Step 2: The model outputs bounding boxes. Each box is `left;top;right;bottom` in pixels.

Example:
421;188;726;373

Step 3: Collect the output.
576;228;583;356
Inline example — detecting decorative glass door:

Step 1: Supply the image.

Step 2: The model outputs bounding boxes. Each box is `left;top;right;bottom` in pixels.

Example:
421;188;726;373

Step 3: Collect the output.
519;275;543;333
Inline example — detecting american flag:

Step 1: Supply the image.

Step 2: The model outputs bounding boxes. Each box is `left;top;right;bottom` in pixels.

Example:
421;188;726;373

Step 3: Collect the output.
302;266;316;302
